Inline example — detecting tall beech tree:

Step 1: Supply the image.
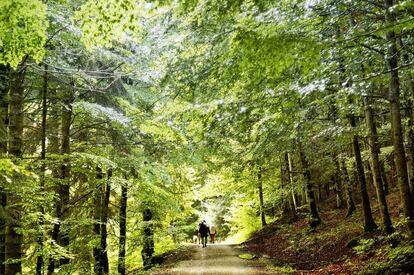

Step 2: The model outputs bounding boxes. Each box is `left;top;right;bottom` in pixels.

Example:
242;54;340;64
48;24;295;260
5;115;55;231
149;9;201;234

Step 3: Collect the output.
6;67;26;274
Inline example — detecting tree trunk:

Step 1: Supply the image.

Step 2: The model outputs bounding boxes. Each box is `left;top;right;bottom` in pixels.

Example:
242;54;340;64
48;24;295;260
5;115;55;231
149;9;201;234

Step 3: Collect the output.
341;158;356;217
334;160;345;208
36;64;48;275
59;88;72;265
0;64;8;275
100;169;111;274
94;167;103;275
298;140;321;227
288;153;299;209
384;0;414;236
257;166;267;227
48;87;73;273
141;208;154;269
6;69;25;275
364;96;393;234
348;102;378;232
118;183;128;275
285;153;297;219
365;161;374;187
380;161;389;195
46;102;60;275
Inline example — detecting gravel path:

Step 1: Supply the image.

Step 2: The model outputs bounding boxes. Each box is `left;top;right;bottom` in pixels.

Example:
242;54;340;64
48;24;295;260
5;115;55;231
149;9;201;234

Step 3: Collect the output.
151;244;274;275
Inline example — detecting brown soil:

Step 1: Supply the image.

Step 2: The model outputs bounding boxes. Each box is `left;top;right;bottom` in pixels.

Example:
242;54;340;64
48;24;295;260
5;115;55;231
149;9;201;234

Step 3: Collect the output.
243;188;404;274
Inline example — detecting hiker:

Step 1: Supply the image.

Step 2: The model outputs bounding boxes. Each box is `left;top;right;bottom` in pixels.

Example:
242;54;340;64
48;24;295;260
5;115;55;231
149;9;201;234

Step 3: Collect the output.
198;220;210;248
209;225;217;244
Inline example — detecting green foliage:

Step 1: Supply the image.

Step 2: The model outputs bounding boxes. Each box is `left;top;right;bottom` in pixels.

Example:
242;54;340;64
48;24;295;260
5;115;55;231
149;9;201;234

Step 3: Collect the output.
238;253;255;260
74;0;143;49
0;0;48;68
359;243;414;274
269;265;296;274
353;239;375;255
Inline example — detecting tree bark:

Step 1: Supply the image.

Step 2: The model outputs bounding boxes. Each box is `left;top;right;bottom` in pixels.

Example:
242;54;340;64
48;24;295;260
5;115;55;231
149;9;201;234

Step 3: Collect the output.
287;153;299;210
348;101;378;232
0;64;8;275
384;0;414;236
364;96;393;234
334;159;345;208
94;167;103;275
100;169;111;274
6;69;25;275
118;183;128;275
59;88;72;265
341;158;356;217
285;153;297;219
36;64;48;275
298;140;321;227
257;166;267;227
48;87;73;273
141;208;154;269
380;161;389;195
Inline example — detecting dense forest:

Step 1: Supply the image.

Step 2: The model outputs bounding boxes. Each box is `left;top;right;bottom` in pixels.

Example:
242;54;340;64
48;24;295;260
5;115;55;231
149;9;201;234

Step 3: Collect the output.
2;0;414;274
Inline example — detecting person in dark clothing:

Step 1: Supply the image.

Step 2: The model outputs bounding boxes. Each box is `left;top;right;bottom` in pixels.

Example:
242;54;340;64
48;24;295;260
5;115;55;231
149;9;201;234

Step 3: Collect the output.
198;220;210;248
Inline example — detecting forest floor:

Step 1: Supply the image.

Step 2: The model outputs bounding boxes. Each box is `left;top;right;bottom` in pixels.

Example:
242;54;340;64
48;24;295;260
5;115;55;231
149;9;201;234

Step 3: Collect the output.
243;187;414;274
148;244;274;274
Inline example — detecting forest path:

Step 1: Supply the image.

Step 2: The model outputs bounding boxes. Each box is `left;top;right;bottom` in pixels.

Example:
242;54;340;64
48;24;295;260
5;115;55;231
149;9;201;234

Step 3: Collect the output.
151;244;274;274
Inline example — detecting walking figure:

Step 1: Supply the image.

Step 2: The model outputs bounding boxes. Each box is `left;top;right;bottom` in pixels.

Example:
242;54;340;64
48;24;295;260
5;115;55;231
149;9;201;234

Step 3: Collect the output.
209;225;217;244
198;220;210;248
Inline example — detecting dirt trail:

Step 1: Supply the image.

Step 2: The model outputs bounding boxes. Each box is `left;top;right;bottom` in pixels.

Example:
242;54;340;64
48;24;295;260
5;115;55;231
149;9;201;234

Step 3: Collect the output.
151;244;274;275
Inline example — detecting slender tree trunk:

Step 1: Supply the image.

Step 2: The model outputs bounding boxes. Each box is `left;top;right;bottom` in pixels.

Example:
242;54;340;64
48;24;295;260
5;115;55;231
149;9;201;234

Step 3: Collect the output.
6;69;25;275
341;158;356;217
94;167;103;275
59;88;72;265
364;96;393;234
285;153;297;219
334;160;345;208
118;183;128;275
288;153;299;209
36;64;48;275
0;64;8;153
142;209;154;269
336;20;375;229
280;164;289;214
365;161;374;187
380;161;389;195
384;0;414;236
298;140;321;227
100;169;111;274
348;104;378;232
257;166;267;227
48;88;73;273
0;64;8;275
46;103;60;275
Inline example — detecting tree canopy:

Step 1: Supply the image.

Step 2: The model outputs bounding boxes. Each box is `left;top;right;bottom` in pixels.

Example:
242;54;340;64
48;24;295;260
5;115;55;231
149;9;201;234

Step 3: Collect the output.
2;0;414;274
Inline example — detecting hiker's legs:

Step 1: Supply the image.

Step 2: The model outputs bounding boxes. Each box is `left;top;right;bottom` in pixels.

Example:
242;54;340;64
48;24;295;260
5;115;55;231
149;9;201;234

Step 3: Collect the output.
202;236;207;247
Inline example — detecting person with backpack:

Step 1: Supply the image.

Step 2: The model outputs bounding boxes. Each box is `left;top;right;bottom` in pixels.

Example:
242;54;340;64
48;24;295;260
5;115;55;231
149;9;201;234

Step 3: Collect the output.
198;220;210;248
